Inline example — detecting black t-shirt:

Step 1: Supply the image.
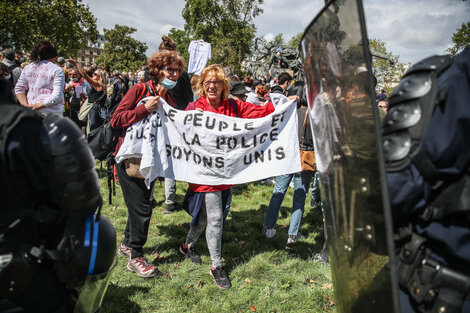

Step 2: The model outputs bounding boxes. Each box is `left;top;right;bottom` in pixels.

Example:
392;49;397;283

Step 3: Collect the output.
168;71;194;110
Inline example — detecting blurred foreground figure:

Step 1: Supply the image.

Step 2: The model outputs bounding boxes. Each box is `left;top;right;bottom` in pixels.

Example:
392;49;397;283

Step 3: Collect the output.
0;104;116;313
383;48;470;313
300;0;470;312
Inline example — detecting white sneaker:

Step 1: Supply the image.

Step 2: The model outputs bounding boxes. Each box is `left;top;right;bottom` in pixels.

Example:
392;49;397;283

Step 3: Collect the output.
263;227;276;239
287;233;305;244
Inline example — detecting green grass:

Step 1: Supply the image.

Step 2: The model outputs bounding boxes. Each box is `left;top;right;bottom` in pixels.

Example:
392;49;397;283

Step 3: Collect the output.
96;164;333;313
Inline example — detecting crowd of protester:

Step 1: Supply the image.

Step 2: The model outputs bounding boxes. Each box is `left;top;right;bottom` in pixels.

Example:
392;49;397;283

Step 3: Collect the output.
3;37;387;291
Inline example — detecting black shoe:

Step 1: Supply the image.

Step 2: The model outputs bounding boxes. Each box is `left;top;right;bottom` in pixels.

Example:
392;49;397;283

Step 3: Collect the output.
179;242;201;265
164;203;178;214
210;266;231;290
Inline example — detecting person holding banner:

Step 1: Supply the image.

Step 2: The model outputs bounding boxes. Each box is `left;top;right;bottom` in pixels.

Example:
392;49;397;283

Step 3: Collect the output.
263;81;315;244
110;50;183;278
179;64;298;290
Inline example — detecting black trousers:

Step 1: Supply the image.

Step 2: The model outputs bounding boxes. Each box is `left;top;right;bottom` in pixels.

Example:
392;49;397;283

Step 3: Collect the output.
116;162;155;259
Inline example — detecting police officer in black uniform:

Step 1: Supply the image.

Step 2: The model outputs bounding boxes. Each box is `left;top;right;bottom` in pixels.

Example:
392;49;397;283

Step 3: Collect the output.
0;103;116;313
383;48;470;313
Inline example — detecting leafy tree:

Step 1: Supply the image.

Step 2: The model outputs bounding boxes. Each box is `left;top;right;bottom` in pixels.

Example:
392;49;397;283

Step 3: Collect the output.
169;0;264;74
167;28;192;66
96;25;148;72
271;33;284;48
369;38;406;95
287;32;303;50
0;0;97;57
447;22;470;55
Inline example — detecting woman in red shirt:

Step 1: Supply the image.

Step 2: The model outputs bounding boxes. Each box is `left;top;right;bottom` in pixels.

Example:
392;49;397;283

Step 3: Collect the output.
110;50;182;278
179;64;297;290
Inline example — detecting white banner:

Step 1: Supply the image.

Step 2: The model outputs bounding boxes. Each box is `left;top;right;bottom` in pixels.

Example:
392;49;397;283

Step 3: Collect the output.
115;95;301;187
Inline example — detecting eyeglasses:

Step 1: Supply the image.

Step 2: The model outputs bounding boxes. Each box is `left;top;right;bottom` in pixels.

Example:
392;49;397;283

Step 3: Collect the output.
93;72;100;76
203;80;222;87
163;67;179;74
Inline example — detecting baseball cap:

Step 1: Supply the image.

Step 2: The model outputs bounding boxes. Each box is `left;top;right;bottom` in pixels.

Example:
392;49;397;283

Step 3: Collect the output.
230;81;248;95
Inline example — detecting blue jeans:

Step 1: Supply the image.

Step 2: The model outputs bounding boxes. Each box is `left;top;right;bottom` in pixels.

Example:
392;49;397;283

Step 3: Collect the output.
264;172;314;236
311;172;321;204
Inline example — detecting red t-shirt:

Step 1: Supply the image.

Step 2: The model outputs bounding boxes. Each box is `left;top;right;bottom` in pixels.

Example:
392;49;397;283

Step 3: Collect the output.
186;96;275;192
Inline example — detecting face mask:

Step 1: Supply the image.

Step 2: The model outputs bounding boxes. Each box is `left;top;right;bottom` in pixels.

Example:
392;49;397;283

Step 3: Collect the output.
4;74;11;80
161;77;177;89
72;78;79;82
20;57;25;62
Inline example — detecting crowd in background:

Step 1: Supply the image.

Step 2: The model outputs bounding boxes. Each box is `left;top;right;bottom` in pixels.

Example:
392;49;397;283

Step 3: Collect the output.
1;37;393;290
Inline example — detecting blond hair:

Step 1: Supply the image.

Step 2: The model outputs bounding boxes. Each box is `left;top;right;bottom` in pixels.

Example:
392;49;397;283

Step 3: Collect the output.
196;64;230;101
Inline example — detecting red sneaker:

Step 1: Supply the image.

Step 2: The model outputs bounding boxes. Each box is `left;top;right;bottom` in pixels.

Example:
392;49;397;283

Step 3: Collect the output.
127;256;159;278
118;243;131;258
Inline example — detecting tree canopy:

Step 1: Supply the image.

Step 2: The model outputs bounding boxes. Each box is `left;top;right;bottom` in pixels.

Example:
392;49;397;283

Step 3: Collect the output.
447;22;470;55
96;25;148;72
287;32;303;50
0;0;97;57
271;34;284;48
369;38;406;94
169;0;264;73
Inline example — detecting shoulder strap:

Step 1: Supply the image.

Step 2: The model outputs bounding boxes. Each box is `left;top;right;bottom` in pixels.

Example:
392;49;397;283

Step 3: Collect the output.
145;83;155;96
300;108;308;147
228;98;238;117
135;83;153;105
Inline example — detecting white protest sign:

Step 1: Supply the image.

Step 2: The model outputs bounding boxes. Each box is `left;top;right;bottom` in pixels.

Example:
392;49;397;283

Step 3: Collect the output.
75;85;84;97
116;95;301;187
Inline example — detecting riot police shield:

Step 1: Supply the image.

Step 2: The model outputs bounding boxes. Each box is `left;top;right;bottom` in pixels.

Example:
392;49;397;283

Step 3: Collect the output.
299;0;399;312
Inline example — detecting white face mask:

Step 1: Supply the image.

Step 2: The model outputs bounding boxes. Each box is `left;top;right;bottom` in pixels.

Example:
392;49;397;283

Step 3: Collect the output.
4;74;11;80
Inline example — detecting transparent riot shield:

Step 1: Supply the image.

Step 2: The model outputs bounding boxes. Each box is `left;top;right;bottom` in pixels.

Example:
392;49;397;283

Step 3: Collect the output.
299;0;399;312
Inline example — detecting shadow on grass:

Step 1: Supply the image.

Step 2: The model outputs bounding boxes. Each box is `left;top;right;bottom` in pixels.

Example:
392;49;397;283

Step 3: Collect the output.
101;284;150;313
148;201;327;272
95;162;109;178
231;183;250;196
142;221;190;264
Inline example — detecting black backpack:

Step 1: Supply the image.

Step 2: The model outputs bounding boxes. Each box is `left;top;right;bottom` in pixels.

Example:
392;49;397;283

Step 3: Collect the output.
87;83;152;161
87;83;154;203
87;118;120;162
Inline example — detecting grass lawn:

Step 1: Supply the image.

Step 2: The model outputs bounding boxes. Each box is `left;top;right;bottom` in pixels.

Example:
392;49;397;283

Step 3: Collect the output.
96;165;334;313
